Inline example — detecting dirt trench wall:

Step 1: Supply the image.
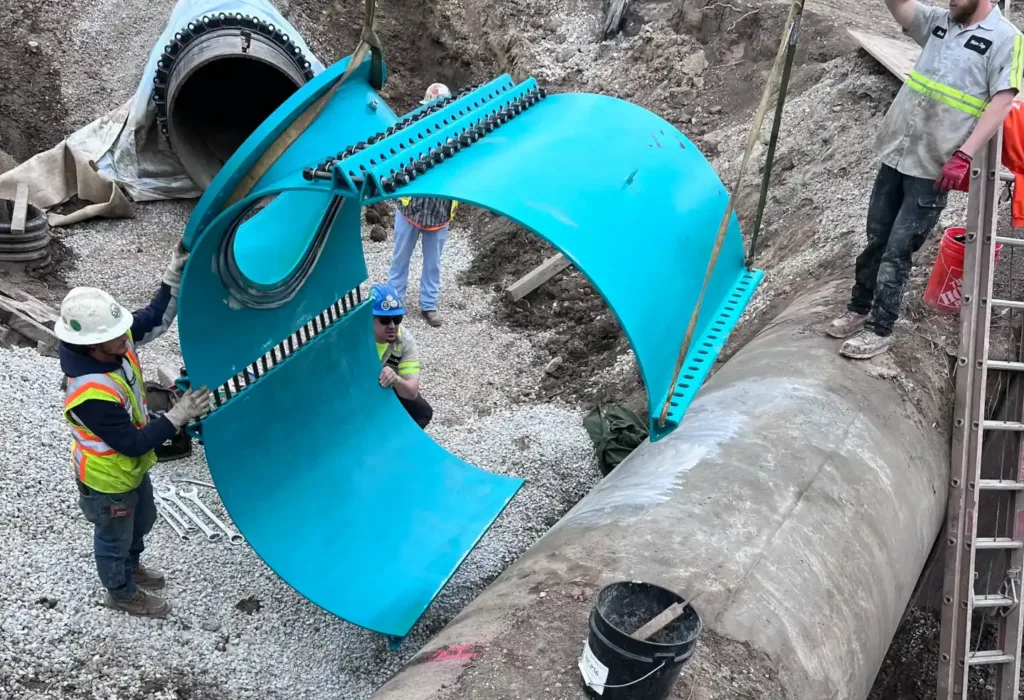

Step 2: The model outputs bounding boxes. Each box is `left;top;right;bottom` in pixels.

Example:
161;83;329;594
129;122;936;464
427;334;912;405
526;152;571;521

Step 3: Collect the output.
373;281;949;700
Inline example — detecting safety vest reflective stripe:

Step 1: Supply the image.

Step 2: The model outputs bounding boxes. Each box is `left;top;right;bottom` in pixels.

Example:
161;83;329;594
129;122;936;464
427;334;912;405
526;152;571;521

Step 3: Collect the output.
907;71;987;118
397;360;420;376
63;333;156;492
1013;35;1024;92
65;380;124;408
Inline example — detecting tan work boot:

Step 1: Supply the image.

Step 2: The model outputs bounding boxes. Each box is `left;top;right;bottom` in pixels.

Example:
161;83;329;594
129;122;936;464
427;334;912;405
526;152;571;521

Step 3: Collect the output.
840;330;891;360
421;310;442;327
826;311;868;339
132;565;166;590
104;589;171;618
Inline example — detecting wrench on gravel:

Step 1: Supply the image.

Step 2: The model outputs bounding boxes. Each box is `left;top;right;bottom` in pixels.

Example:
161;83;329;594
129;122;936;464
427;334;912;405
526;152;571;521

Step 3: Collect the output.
156;501;190;541
178;486;245;545
157;485;222;542
154;491;195;533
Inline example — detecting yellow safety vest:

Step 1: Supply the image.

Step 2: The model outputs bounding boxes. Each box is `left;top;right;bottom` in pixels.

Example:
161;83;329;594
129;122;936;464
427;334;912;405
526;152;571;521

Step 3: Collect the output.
63;332;156;493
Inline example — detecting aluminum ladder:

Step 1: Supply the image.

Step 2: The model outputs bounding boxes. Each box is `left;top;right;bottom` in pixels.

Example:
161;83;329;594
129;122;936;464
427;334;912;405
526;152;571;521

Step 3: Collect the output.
937;128;1024;699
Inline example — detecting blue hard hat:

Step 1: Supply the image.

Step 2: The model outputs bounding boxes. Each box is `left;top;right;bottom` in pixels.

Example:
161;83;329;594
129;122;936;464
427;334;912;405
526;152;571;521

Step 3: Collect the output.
369;282;406;316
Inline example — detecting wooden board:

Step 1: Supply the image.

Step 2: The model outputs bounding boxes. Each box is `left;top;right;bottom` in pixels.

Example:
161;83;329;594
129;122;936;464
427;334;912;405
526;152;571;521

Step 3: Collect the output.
10;183;28;235
847;28;920;82
0;280;58;326
505;253;573;302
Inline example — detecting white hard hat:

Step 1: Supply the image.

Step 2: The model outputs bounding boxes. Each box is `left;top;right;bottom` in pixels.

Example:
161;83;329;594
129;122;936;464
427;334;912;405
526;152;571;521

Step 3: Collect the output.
421;82;451;105
54;287;133;345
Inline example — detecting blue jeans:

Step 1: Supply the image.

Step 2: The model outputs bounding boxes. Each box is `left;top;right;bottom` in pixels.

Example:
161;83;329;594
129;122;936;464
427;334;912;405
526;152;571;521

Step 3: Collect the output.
849;165;947;336
77;473;156;601
387;212;449;311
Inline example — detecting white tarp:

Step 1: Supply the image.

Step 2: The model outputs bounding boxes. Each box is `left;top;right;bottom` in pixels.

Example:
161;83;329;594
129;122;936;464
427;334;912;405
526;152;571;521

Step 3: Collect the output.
0;0;322;224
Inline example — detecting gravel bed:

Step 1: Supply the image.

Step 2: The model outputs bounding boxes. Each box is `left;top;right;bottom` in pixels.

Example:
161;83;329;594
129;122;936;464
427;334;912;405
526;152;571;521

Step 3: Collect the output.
0;190;599;699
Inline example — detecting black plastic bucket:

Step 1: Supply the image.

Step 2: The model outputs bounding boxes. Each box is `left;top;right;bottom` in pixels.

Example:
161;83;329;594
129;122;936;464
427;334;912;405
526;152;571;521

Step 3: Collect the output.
580;581;701;699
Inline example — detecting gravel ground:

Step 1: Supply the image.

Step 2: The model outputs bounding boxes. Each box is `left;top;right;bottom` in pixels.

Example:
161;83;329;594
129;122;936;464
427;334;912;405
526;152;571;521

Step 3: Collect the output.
0;188;599;699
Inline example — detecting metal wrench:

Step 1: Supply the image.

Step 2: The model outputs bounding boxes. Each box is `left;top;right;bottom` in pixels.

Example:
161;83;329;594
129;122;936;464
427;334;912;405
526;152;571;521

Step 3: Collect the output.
157;485;222;542
178;486;245;545
154;491;195;532
155;501;190;541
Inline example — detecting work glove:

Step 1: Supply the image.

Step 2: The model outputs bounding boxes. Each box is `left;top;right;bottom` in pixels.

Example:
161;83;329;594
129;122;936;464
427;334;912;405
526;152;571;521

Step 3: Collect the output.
164;386;212;428
162;240;189;295
937;150;972;192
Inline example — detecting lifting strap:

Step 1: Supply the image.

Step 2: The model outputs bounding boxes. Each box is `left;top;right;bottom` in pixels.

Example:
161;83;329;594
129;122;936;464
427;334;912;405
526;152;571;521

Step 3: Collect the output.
657;0;806;429
224;0;384;209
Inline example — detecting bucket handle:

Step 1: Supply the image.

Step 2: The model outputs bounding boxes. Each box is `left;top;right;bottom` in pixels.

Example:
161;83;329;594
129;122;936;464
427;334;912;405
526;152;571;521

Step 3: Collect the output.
582;661;666;690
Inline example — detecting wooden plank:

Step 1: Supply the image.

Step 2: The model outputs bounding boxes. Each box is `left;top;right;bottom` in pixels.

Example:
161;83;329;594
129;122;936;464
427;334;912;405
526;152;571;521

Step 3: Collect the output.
0;278;59;324
601;0;631;39
10;183;28;235
1;304;56;347
846;28;920;82
630;601;687;641
505;253;572;302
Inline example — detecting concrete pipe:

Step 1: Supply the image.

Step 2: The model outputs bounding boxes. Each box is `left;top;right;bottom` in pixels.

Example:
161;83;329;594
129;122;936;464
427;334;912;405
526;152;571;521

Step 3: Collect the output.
372;282;949;700
152;14;315;189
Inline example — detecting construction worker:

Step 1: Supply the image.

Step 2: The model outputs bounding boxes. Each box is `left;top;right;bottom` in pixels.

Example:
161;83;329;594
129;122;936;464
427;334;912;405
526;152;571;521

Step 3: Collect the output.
56;244;211;618
387;83;459;328
371;282;433;428
828;0;1022;359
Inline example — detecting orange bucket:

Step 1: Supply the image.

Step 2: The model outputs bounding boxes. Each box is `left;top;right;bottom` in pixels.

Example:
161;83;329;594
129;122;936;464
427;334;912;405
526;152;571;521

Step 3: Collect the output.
922;227;1002;312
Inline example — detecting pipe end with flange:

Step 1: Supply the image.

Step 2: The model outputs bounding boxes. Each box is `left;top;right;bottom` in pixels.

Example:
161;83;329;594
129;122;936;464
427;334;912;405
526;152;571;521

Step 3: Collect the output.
152;12;316;190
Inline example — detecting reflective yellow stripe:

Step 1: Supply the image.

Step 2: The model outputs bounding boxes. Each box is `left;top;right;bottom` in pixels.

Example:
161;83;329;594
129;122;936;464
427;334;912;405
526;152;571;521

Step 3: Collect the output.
907;72;986;117
399;197;412;206
909;72;987;109
397;361;420;376
1013;35;1024;92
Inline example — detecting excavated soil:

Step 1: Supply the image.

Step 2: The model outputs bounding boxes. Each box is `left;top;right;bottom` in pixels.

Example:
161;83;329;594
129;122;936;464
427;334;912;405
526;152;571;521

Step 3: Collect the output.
0;1;70;162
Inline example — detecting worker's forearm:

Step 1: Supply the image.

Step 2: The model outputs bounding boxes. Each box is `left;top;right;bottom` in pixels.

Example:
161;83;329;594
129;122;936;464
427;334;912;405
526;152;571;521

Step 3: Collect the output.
961;91;1018;157
394;376;420;400
73;400;178;458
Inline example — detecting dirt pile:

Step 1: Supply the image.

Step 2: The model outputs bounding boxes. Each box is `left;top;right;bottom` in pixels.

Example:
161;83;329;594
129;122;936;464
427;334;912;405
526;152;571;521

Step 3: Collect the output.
0;0;71;162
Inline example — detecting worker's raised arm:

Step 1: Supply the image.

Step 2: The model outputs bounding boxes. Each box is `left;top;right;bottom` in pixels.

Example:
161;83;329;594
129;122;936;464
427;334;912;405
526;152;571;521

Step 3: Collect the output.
898;1;947;47
131;242;188;347
885;0;918;30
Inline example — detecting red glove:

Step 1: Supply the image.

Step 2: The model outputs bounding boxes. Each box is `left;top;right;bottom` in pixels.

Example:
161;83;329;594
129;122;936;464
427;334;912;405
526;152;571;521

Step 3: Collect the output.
937;150;972;192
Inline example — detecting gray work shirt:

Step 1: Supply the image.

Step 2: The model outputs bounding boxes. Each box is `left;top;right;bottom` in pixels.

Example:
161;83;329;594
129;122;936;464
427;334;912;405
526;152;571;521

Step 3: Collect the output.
874;3;1022;180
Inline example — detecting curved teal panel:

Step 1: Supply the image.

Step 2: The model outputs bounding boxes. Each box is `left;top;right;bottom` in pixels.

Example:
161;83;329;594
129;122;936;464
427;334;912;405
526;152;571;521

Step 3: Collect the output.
176;54;760;640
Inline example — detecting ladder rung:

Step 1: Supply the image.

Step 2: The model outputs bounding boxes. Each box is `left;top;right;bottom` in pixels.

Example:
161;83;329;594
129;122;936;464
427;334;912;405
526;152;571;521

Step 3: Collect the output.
969;650;1016;666
992;298;1024;310
974;593;1017;608
988;360;1024;372
978;479;1024;491
996;236;1024;247
983;420;1024;432
975;537;1024;550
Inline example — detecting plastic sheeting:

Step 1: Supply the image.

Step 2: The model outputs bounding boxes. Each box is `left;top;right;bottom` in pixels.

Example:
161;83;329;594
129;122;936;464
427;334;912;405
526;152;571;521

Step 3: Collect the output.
0;0;322;225
97;0;324;201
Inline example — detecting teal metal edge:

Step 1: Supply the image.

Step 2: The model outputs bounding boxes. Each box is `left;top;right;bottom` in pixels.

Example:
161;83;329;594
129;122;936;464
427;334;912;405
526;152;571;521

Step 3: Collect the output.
652;267;764;442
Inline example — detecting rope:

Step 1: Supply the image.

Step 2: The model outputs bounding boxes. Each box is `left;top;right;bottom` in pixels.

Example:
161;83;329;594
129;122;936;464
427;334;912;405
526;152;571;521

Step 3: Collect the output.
223;0;384;209
584;661;666;689
656;0;806;430
746;0;804;267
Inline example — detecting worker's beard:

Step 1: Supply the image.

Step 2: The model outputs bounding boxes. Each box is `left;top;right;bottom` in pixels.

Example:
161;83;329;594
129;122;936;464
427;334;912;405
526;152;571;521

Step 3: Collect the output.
950;0;981;23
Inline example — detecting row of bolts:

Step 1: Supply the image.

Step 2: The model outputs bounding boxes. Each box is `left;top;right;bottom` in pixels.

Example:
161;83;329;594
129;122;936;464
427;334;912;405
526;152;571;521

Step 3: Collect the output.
301;85;547;194
209;287;363;408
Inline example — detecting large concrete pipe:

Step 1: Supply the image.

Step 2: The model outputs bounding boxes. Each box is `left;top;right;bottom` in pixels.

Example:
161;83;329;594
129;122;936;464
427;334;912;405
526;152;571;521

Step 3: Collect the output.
152;14;315;189
372;282;949;700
